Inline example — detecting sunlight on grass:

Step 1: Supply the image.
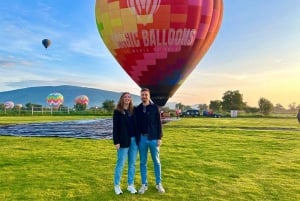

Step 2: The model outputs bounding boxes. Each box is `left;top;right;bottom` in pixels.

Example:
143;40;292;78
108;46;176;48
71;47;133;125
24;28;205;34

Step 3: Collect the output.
0;117;299;200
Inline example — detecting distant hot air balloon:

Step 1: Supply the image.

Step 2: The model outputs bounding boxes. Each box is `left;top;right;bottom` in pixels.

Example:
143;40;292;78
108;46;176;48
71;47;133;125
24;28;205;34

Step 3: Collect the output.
15;104;23;108
75;95;89;105
95;0;223;106
42;39;51;49
46;93;64;108
4;101;14;109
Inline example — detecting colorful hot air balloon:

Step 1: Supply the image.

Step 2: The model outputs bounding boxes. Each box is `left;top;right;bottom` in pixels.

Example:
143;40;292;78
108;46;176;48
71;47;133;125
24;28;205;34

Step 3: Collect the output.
4;101;14;109
75;95;89;105
42;39;51;49
46;93;64;108
95;0;223;106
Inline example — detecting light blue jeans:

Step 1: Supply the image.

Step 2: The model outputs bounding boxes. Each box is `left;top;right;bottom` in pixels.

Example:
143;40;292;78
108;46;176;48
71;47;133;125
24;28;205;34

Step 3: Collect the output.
114;137;138;185
139;135;162;185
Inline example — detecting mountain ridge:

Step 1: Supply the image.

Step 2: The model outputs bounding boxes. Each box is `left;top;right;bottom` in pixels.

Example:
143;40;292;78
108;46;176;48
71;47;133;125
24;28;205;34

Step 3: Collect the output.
0;85;141;108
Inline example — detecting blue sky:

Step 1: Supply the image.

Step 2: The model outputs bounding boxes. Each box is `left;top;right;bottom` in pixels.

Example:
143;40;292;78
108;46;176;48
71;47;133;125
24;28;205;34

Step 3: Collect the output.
0;0;299;107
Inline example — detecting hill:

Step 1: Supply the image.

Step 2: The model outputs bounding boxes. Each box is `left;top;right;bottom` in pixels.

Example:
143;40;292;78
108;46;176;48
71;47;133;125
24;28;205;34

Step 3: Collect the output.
0;85;141;108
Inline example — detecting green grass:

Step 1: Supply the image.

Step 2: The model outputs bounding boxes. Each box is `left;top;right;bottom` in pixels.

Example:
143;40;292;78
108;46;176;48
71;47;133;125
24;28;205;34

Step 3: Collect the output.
0;117;299;200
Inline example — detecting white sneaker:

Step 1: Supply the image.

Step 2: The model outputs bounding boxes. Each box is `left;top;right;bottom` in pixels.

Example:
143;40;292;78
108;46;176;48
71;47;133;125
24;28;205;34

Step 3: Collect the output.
114;185;123;195
138;184;148;194
156;183;165;193
127;184;137;194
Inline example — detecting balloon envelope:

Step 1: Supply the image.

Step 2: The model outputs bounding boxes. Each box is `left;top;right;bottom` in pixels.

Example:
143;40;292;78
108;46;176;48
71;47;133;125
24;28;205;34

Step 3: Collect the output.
15;104;23;108
4;101;14;109
46;93;64;107
95;0;223;106
75;95;89;105
42;39;51;49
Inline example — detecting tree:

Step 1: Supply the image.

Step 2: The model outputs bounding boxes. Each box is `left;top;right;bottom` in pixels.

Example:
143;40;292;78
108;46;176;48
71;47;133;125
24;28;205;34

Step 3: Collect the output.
175;102;191;111
198;103;208;114
258;97;273;115
175;102;183;110
25;102;33;109
102;100;115;113
244;106;259;113
74;103;87;111
209;100;222;112
184;105;192;111
273;103;285;113
25;102;42;111
221;90;245;111
288;102;297;112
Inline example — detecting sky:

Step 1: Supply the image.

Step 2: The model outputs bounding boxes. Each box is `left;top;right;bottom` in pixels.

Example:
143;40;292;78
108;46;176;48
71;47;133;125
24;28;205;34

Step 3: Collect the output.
0;0;299;108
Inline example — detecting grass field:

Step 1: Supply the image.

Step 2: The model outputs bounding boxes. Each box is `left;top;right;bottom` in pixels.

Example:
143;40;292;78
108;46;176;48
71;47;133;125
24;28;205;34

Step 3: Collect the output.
0;117;299;201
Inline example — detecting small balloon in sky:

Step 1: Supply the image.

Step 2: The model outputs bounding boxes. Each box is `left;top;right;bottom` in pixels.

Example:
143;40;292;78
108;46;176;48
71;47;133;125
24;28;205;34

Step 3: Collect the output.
42;39;51;49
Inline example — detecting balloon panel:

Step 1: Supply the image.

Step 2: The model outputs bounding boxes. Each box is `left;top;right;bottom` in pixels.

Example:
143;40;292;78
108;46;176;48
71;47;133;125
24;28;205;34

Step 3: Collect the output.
95;0;223;106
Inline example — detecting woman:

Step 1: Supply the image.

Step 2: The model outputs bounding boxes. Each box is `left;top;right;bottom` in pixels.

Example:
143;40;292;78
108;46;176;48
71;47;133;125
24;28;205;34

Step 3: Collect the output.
113;92;138;195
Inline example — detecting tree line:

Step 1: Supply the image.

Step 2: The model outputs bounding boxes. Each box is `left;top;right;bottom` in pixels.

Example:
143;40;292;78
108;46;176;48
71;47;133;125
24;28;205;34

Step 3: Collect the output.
175;90;299;116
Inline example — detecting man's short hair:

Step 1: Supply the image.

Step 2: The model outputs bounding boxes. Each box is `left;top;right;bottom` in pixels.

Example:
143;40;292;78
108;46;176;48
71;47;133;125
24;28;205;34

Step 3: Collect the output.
141;88;150;93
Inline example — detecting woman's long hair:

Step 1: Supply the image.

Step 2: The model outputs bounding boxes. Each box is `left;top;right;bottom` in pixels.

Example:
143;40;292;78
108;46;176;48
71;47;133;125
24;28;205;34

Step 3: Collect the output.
116;92;134;115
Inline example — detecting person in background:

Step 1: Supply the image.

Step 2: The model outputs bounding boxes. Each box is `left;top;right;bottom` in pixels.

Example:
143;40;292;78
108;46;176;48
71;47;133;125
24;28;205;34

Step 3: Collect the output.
113;92;138;195
297;109;300;124
135;88;165;194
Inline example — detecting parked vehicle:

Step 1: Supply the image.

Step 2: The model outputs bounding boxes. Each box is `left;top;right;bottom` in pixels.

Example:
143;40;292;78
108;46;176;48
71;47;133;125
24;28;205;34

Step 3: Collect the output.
203;110;222;118
181;109;200;117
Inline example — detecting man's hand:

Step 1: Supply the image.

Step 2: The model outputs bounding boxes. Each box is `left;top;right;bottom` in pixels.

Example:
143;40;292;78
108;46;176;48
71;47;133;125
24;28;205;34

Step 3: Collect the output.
157;140;162;147
115;144;120;149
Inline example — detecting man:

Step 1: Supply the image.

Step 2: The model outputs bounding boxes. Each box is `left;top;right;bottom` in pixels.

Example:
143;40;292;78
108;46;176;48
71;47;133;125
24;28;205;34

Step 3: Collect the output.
135;88;165;194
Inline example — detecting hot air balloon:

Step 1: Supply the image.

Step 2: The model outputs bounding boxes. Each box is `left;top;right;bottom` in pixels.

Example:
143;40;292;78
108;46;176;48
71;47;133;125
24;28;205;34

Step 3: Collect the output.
42;39;51;49
75;95;89;105
46;93;64;108
95;0;223;106
4;101;14;109
15;104;23;108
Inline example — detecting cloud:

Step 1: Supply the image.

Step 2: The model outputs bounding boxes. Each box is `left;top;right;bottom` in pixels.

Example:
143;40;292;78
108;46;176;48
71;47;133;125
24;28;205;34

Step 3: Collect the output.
69;34;111;59
0;60;17;68
0;55;34;68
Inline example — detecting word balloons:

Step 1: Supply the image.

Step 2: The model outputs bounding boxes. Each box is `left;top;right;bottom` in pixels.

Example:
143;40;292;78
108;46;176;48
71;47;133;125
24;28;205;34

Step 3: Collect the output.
46;93;64;108
42;39;51;49
95;0;223;106
75;95;89;105
4;101;14;109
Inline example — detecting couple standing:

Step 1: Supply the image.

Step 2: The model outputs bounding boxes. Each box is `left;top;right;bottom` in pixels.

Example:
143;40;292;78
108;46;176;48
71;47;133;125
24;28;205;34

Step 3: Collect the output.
112;88;165;195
